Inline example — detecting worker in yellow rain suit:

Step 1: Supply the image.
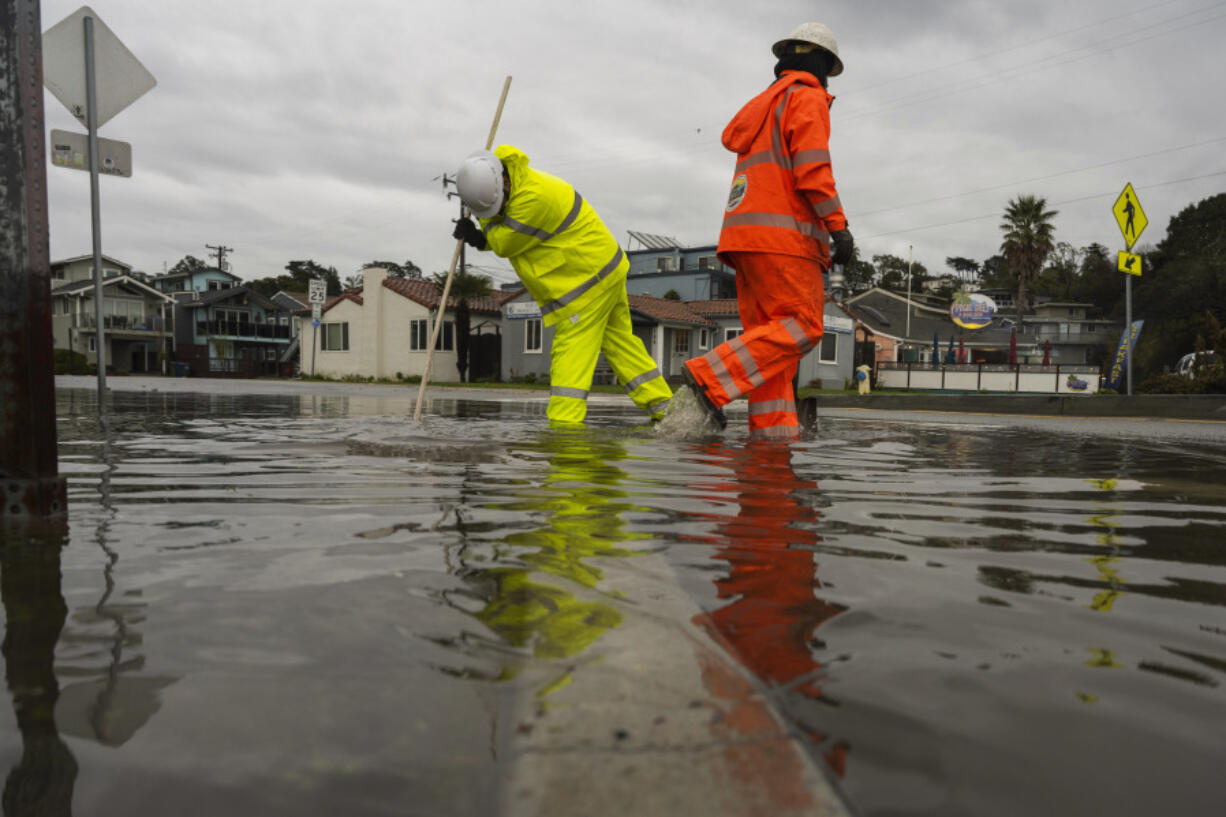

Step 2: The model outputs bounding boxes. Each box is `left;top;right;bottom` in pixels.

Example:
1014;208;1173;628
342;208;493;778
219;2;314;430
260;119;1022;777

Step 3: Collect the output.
452;145;673;424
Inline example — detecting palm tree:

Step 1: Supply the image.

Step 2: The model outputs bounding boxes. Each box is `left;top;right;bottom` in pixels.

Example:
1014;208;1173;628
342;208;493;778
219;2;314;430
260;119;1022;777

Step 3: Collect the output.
1000;195;1058;328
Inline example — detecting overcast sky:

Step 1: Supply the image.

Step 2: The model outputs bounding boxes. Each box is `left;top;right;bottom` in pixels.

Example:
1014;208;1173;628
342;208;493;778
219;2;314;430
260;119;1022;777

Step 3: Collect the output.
38;0;1226;288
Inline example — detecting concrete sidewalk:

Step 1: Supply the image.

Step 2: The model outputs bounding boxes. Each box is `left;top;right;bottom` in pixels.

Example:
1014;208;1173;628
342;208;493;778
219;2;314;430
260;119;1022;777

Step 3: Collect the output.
803;393;1226;421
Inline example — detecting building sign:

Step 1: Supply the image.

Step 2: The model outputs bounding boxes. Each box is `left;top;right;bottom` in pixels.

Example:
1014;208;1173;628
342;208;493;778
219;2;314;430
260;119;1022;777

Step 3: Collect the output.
1104;320;1144;392
825;314;854;334
505;301;542;319
950;293;997;329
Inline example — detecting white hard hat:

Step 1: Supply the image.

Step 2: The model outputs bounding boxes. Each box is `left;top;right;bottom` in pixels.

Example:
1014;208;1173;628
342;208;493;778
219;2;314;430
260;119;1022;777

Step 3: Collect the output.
772;22;843;76
456;150;504;218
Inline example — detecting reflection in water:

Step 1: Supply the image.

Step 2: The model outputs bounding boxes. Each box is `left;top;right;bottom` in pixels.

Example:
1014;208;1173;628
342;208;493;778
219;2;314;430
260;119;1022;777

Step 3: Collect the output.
444;430;644;687
53;418;178;750
687;441;849;777
1;525;78;817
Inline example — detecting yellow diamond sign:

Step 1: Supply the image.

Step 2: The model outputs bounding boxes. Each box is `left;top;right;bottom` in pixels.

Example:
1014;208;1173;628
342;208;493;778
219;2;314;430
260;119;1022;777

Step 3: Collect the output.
1112;183;1148;250
1117;251;1142;276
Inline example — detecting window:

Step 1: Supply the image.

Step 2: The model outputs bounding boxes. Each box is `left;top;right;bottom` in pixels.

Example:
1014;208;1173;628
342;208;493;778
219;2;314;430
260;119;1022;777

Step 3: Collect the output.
410;319;429;351
525;318;543;353
656;257;676;272
698;328;710;350
698;256;718;270
61;298;71;315
675;330;690;354
265;347;278;361
725;327;743;341
53;267;65;281
819;333;838;363
410;318;453;351
321;321;349;351
88;337;96;352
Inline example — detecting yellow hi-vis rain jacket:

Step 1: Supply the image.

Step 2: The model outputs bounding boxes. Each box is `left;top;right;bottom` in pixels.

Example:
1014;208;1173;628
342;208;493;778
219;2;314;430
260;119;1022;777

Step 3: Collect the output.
477;145;672;424
480;145;626;328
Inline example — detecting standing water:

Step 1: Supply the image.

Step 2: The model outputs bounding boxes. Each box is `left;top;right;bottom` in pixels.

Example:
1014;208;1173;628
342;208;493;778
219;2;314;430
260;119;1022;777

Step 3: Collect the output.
3;381;1225;816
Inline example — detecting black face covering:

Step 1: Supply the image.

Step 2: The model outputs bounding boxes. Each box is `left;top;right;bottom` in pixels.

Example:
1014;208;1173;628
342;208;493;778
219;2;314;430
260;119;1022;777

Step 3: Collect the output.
773;48;835;87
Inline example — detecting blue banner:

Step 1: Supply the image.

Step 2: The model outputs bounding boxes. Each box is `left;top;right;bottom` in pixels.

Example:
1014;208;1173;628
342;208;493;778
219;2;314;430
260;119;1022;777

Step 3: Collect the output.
1104;320;1144;391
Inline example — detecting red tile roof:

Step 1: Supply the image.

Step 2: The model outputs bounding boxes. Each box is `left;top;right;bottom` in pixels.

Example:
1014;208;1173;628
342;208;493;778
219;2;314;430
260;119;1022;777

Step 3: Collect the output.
686;299;739;317
628;294;716;326
382;277;514;314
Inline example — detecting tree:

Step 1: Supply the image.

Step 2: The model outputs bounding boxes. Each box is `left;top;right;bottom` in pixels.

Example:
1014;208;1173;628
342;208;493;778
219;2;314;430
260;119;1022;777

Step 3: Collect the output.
245;259;342;299
431;268;494;382
663;289;681;301
873;254;928;292
843;250;876;293
1038;241;1080;301
945;256;980;285
999;195;1058;325
363;259;423;279
978;254;1012;289
168;255;208;276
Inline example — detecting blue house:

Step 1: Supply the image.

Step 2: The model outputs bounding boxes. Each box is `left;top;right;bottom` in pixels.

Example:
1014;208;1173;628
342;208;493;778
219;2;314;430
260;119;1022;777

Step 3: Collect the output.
153;267;292;377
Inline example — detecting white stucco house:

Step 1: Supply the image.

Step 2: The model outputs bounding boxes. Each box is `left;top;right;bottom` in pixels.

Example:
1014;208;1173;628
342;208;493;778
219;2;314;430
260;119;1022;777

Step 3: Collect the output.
296;266;509;381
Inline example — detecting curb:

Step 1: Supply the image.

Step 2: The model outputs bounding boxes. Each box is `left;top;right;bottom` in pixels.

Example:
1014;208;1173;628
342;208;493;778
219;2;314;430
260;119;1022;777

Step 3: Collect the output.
802;393;1226;420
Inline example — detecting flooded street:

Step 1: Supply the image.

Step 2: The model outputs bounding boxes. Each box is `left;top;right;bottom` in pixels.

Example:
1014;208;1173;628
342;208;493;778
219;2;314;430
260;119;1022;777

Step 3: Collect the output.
4;377;1226;816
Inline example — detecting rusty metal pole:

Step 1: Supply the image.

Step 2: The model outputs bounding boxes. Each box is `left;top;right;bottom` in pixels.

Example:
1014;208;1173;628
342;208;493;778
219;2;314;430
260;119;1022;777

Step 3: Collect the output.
1;0;69;520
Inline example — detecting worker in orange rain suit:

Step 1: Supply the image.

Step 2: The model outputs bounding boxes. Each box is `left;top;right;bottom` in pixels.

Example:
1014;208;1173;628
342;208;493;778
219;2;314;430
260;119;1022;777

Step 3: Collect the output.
688;441;849;779
452;145;673;425
676;23;854;440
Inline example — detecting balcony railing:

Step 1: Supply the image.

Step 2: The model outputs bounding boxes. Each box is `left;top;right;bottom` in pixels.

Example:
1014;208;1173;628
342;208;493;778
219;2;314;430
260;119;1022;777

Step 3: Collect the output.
197;321;290;340
73;314;167;332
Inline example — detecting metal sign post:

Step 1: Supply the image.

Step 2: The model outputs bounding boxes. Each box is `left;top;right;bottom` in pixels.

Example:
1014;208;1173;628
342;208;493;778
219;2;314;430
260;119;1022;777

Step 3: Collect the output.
43;6;156;405
309;280;325;377
1112;183;1148;395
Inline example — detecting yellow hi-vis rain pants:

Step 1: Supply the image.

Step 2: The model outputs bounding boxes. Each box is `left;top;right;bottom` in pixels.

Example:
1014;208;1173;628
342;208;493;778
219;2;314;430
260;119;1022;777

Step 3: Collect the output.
547;284;673;425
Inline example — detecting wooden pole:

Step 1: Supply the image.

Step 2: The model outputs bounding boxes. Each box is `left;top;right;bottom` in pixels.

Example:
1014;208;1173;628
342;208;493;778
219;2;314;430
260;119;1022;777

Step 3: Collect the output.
413;76;512;421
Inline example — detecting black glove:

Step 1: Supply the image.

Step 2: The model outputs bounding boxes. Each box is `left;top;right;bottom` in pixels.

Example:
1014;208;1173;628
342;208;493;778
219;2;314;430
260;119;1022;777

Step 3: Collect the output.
452;218;487;250
831;227;854;266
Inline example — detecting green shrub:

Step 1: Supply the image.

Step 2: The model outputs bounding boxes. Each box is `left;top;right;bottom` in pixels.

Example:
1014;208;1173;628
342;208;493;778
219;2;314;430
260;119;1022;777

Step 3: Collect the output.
54;348;88;375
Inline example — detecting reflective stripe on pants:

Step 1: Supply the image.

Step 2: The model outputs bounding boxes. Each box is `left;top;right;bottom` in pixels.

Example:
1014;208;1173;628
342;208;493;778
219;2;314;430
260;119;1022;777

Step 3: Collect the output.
547;284;673;424
685;252;824;438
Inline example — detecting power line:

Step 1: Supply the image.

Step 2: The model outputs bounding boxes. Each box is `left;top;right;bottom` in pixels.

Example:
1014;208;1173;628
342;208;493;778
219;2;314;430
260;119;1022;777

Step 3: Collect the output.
856;136;1226;218
860;168;1226;241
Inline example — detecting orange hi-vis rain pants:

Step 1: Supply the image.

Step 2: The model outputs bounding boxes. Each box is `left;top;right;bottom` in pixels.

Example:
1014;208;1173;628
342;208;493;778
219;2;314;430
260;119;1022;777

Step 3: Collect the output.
685;252;824;440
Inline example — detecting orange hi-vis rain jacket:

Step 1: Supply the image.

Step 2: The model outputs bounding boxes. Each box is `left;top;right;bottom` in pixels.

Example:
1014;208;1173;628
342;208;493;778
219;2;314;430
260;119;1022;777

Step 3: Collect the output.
716;71;846;268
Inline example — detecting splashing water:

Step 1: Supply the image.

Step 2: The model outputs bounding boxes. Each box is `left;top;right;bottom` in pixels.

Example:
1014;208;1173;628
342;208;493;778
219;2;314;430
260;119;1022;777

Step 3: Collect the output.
654;386;724;440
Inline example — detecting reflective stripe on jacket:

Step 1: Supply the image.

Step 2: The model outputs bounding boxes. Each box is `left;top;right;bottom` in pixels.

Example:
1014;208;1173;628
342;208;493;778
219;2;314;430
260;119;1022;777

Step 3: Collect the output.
716;71;847;267
479;144;627;327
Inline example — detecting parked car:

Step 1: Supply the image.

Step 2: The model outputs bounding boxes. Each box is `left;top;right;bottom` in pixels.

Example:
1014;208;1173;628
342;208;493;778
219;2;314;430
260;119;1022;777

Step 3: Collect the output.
1176;350;1220;378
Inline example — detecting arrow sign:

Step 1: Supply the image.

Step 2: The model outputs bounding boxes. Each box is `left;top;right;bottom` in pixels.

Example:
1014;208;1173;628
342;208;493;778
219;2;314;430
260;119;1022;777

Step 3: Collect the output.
1117;251;1142;276
1112;183;1148;251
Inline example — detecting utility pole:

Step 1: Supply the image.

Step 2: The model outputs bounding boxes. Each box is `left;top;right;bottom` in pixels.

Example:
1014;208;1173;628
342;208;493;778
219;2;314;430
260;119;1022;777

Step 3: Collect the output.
2;0;69;519
905;244;914;341
205;243;233;272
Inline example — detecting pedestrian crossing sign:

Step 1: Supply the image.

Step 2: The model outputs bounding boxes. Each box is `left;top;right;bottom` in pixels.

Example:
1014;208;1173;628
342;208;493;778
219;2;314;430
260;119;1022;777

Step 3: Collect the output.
1112;182;1147;250
1117;250;1142;276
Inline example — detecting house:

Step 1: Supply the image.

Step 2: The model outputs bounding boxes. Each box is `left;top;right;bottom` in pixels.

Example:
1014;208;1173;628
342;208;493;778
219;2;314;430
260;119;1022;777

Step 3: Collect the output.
298;267;509;381
624;232;737;301
1027;302;1119;365
153;267;293;377
500;292;855;390
50;254;176;374
846;288;1029;366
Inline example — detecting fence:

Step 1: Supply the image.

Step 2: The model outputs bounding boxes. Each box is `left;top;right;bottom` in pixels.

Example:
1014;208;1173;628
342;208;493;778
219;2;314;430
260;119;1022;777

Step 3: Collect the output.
877;362;1102;394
